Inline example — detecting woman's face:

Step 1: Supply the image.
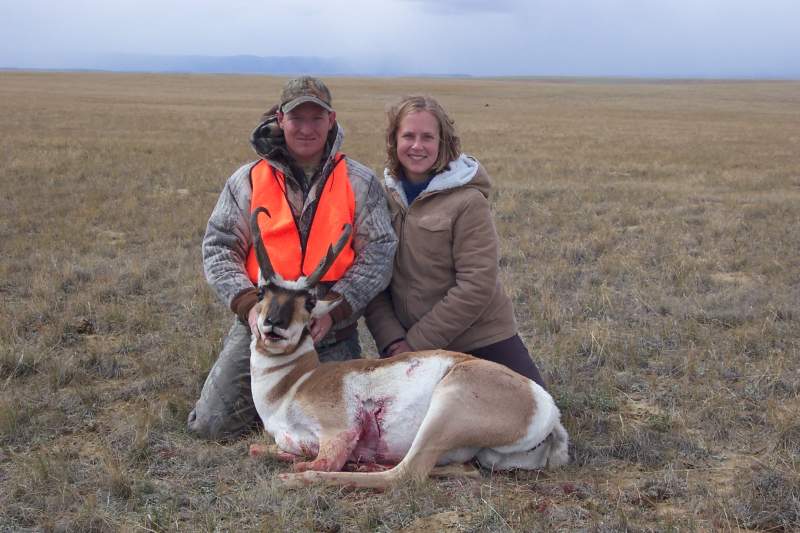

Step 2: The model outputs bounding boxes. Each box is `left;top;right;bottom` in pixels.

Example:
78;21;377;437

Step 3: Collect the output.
396;110;440;183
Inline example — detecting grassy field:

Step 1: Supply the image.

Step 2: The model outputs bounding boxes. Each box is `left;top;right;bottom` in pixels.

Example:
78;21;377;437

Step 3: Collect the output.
1;71;799;531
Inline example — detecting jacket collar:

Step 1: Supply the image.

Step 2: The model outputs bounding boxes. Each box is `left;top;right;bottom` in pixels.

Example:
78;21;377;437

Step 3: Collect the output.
384;154;482;208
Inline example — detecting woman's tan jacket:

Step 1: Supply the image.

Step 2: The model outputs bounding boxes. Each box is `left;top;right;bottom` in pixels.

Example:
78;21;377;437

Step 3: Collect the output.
365;155;518;354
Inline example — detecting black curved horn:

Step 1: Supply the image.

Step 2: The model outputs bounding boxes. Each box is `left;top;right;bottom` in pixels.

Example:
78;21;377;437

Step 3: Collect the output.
304;224;353;287
250;207;275;282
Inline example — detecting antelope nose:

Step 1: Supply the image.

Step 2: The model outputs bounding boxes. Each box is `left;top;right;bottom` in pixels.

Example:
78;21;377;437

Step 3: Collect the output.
265;315;286;329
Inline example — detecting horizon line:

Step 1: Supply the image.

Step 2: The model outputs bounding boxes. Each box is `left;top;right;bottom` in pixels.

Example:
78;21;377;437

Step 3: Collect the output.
3;66;799;82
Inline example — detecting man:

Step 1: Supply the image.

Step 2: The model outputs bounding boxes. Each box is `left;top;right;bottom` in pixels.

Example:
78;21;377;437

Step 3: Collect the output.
188;76;396;440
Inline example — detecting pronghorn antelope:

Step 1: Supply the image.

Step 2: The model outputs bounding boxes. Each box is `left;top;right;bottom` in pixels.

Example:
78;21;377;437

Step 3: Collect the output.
247;207;569;489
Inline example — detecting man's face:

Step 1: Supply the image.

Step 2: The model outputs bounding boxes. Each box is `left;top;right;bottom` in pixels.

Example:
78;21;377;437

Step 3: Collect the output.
277;102;336;166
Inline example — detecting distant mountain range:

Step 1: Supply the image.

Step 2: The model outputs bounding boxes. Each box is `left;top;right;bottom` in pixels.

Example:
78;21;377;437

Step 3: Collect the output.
0;53;470;78
87;54;351;75
11;53;791;79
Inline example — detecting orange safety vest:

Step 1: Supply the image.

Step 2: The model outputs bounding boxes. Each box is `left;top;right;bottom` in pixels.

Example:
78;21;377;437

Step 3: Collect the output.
246;155;355;283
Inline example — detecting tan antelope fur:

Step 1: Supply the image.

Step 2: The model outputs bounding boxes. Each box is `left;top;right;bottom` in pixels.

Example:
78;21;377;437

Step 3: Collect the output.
247;208;569;489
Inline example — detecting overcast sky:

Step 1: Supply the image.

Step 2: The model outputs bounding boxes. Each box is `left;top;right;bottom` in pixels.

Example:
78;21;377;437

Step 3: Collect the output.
2;0;799;77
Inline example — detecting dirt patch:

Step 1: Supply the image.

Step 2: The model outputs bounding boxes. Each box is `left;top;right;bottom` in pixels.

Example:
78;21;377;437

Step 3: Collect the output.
619;395;668;433
710;272;762;286
400;510;470;532
150;187;190;199
96;229;127;245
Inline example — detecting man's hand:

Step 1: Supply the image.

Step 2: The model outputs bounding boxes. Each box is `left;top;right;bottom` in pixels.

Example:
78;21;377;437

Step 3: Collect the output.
309;313;333;343
385;339;412;357
248;306;261;340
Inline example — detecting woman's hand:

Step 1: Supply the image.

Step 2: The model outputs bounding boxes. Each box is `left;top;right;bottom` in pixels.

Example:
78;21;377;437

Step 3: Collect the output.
385;339;412;357
309;313;334;343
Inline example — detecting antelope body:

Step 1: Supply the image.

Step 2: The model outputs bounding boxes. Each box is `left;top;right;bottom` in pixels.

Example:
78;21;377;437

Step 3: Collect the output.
247;207;569;488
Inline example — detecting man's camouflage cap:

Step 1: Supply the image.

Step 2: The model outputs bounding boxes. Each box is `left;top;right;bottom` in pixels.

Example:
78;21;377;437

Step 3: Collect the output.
280;76;333;113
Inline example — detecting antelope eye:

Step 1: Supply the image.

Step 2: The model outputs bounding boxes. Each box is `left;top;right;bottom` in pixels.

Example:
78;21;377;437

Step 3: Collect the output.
257;286;267;301
304;296;316;313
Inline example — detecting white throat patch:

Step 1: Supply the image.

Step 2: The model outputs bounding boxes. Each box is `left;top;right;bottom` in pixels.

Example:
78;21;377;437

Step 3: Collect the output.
268;274;310;291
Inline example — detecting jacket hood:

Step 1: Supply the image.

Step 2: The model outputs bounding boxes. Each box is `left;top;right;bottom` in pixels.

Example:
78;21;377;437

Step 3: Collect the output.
384;154;492;207
250;108;344;175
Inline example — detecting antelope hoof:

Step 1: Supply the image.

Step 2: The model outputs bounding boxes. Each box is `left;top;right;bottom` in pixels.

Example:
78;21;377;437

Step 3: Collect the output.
249;443;273;458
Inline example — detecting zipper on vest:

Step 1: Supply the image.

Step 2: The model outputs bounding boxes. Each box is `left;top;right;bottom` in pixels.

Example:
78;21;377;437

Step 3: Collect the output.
273;167;307;267
299;154;347;274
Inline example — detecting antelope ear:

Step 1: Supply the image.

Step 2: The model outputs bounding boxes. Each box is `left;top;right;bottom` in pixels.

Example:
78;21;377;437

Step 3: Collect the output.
311;295;343;318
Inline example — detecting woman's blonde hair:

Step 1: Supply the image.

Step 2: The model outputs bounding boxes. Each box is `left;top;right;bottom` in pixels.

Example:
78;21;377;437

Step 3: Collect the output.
385;96;461;179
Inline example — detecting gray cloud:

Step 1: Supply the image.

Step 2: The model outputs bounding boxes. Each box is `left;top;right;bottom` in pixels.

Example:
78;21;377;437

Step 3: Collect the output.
2;0;798;78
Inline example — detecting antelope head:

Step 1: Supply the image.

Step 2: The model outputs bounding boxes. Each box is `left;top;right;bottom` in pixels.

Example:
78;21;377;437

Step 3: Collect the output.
250;207;351;355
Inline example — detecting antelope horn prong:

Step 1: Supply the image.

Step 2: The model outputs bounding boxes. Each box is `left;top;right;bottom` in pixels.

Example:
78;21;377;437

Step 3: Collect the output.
250;207;275;283
304;223;353;287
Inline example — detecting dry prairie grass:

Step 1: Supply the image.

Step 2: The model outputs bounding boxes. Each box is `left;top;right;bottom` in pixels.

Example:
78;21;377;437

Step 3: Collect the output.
1;71;799;531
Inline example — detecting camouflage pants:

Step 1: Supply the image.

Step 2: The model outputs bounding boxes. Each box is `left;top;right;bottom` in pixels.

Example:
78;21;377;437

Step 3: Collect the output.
187;319;361;441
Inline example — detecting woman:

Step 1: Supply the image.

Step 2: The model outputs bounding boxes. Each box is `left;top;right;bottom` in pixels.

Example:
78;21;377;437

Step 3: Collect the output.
366;95;546;387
